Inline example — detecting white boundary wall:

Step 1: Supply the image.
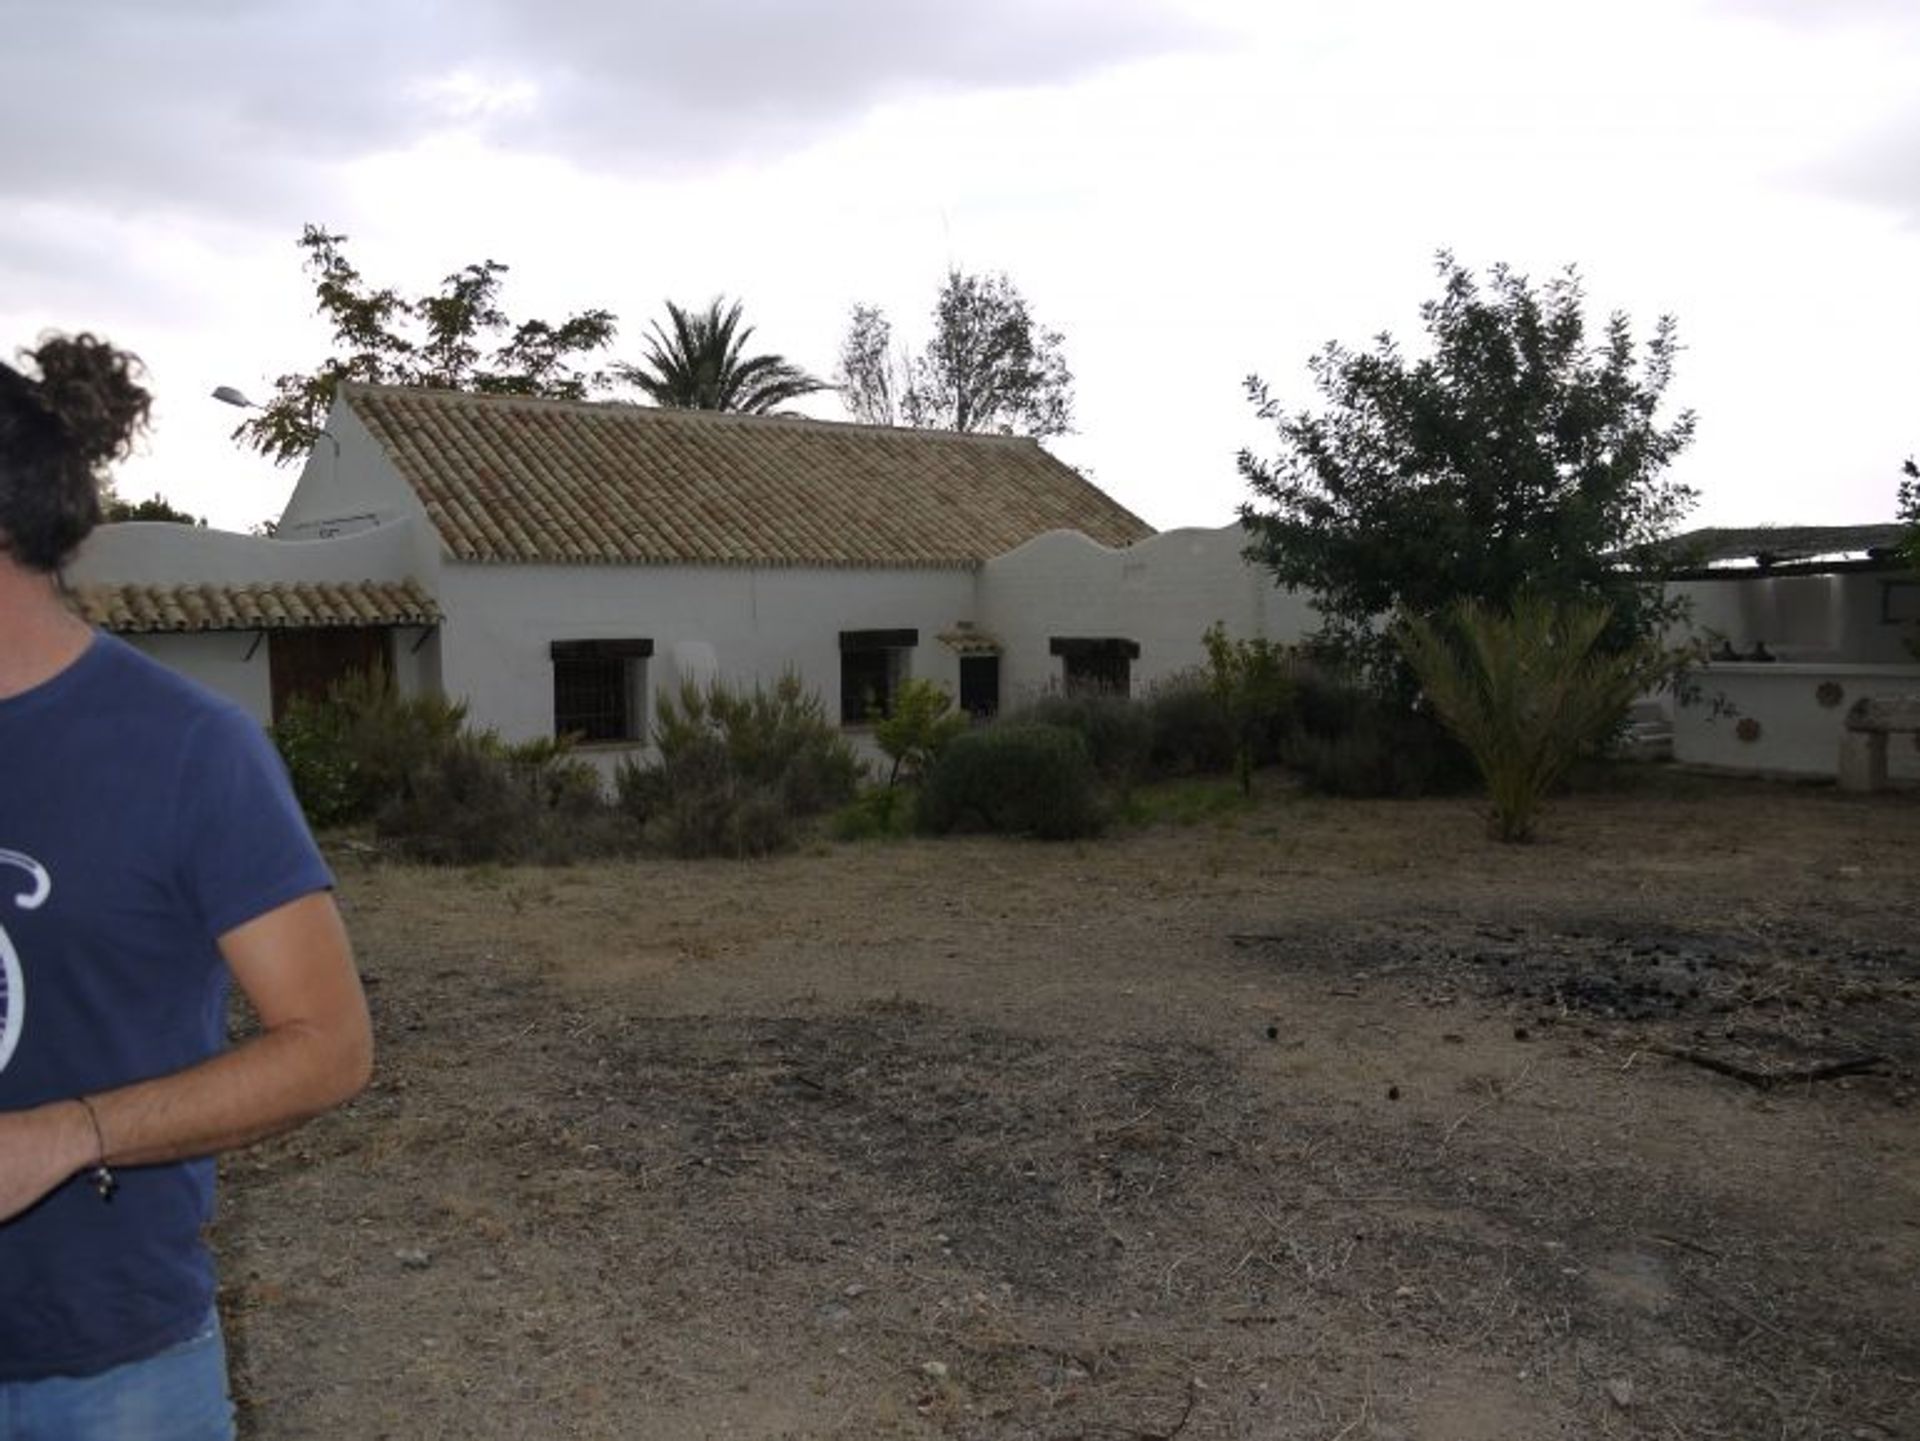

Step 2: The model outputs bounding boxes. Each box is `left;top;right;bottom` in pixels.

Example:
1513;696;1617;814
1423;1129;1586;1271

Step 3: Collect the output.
1675;662;1920;780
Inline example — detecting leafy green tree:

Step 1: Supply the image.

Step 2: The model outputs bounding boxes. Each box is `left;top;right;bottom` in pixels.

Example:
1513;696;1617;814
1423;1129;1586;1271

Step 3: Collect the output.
234;225;619;464
619;297;827;414
1399;595;1677;842
1201;623;1293;795
837;268;1073;438
872;678;969;787
1240;253;1697;689
102;491;203;525
1899;457;1918;567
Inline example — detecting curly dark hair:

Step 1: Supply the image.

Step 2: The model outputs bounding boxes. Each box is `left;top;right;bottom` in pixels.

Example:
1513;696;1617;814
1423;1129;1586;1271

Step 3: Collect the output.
0;333;152;572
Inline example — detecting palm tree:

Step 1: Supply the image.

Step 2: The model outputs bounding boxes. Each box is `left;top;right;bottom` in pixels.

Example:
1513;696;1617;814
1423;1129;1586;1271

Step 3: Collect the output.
1398;594;1678;842
619;297;827;414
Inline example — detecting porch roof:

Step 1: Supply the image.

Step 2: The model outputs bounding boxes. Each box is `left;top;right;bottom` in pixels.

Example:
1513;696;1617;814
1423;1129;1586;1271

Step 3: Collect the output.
72;578;440;634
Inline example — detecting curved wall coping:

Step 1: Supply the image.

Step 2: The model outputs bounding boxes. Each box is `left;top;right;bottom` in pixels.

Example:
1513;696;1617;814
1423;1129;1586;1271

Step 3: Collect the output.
67;515;434;587
986;522;1246;566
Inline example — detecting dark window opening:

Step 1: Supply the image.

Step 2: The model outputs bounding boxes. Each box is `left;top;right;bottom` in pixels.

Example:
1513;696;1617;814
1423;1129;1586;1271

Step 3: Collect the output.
959;655;1000;719
840;629;918;723
1050;637;1139;697
270;627;393;722
552;638;651;743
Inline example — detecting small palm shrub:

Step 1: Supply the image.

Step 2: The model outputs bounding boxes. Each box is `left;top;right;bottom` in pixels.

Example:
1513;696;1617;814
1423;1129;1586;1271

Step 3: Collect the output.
917;724;1105;840
1398;595;1677;841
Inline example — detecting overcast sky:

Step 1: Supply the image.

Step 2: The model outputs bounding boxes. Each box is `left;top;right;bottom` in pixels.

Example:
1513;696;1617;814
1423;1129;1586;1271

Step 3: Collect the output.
4;0;1916;535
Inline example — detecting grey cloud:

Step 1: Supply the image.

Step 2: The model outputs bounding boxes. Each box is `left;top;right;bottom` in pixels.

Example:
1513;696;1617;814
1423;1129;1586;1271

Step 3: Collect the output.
1;0;1211;213
1812;104;1920;224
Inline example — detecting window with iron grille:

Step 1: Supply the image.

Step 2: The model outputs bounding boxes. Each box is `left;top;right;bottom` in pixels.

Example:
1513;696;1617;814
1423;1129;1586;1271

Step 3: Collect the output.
839;628;918;723
551;639;652;742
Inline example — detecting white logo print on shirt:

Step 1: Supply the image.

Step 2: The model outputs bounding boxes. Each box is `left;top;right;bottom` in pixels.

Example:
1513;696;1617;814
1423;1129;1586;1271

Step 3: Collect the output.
0;850;51;1075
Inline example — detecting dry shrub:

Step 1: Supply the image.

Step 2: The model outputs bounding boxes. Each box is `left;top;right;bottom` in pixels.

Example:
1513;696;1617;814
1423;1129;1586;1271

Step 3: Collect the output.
917;724;1105;840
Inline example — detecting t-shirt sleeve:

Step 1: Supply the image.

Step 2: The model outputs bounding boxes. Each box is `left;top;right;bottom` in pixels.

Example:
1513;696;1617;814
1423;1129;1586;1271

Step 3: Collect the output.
174;703;335;940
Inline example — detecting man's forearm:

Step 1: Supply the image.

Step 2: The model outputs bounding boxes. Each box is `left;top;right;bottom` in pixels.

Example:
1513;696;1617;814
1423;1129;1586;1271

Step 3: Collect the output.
81;1014;371;1169
0;1016;370;1221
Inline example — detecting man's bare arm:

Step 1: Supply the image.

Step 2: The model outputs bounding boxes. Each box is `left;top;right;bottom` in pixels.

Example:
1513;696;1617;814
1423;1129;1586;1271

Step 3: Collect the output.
0;892;371;1221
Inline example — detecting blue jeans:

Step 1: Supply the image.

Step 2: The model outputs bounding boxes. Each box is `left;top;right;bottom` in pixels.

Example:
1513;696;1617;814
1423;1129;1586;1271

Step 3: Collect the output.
0;1312;235;1441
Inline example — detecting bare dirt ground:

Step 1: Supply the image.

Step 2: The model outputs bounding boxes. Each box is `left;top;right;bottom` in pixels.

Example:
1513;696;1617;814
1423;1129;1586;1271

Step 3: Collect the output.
216;772;1920;1440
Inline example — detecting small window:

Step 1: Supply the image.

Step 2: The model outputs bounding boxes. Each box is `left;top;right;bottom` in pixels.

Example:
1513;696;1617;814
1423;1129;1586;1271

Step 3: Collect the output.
1050;637;1139;697
552;639;652;743
840;628;918;723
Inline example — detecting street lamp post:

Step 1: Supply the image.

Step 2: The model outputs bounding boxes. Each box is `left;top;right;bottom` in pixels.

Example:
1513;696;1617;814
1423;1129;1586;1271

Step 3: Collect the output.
211;386;342;462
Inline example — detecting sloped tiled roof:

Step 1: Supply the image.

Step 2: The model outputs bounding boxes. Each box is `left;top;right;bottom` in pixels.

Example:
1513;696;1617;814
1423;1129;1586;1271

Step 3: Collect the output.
72;579;440;634
344;386;1155;568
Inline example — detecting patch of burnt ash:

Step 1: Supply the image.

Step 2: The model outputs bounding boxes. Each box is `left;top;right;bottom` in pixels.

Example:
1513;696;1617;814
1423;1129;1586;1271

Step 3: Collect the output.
1238;918;1920;1085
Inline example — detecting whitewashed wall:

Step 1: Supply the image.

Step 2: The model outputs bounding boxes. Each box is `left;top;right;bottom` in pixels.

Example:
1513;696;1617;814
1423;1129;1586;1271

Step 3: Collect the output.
275;398;428;541
106;626;437;726
1674;662;1920;780
120;631;274;722
977;526;1317;700
436;561;978;768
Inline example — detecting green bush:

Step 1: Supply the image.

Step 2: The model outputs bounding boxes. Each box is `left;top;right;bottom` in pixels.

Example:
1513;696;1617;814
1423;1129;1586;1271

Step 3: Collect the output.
270;668;472;826
1144;671;1237;777
1265;658;1474;798
917;724;1105;840
270;699;361;828
374;737;638;865
1283;713;1465;798
617;673;861;858
1001;690;1152;793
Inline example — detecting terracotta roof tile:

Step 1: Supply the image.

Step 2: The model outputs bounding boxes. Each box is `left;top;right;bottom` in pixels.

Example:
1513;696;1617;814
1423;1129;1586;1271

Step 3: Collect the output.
344;386;1155;568
71;579;440;634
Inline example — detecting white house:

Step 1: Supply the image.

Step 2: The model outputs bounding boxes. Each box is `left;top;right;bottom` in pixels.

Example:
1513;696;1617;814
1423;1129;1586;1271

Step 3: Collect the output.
269;385;1181;757
73;387;1306;771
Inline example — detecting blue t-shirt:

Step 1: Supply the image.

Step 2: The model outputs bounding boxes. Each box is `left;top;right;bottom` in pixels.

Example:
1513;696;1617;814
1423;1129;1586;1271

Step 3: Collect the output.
0;632;333;1380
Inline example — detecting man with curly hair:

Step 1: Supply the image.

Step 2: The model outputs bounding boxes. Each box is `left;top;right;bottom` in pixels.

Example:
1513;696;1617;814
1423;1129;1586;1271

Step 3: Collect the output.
0;335;372;1439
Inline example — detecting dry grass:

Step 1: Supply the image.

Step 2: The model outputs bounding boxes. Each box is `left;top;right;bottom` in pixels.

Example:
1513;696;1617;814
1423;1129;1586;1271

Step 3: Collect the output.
219;772;1919;1440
